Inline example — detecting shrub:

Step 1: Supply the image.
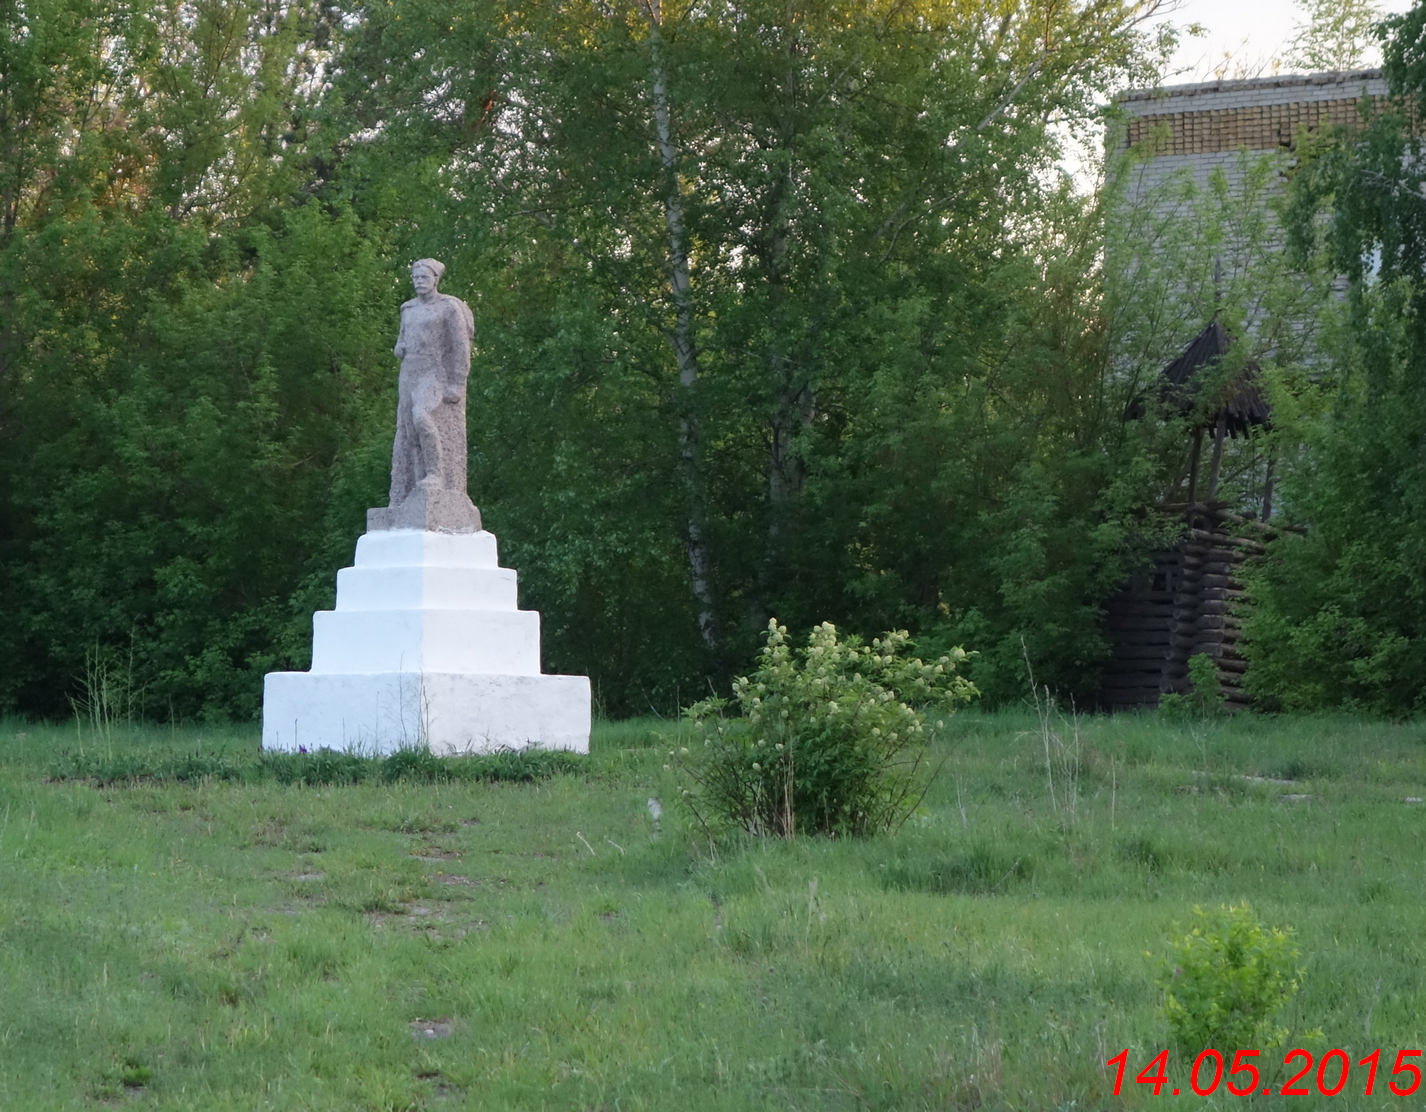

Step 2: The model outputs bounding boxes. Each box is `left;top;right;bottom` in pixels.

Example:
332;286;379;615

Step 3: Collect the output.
678;620;977;839
1159;653;1227;720
1159;903;1304;1054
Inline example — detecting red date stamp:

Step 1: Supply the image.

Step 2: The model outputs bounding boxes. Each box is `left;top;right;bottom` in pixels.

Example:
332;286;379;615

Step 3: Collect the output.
1107;1048;1422;1097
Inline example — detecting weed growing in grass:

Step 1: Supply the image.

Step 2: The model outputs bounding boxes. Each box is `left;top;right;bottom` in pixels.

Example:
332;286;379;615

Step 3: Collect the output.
1028;688;1083;829
1159;902;1304;1055
1022;642;1087;829
93;1055;153;1101
68;642;143;742
680;619;976;839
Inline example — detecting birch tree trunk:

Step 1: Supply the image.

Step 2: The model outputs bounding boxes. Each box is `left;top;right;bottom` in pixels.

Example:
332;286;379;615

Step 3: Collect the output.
643;0;720;652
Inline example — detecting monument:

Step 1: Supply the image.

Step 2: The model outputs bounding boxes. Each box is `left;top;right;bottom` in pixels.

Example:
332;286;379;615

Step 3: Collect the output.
262;259;591;755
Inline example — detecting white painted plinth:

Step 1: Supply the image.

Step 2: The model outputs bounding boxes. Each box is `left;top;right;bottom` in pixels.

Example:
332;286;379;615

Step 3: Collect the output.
261;528;590;755
262;672;590;755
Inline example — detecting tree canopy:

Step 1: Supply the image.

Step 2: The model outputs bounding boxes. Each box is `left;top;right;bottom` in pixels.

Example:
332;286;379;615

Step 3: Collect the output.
1240;3;1426;715
11;0;1402;721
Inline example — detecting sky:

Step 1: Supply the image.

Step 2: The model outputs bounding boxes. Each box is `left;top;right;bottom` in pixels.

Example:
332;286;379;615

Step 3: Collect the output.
1161;0;1416;82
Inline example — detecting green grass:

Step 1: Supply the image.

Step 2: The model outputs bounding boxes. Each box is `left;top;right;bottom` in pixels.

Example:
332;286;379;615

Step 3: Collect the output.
2;710;1425;1109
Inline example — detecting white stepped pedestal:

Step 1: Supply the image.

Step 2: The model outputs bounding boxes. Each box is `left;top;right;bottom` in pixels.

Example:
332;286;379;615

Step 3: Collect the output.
262;529;590;755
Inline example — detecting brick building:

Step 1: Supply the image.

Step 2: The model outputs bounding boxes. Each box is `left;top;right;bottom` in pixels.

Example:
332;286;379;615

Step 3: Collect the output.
1115;69;1388;193
1097;71;1390;711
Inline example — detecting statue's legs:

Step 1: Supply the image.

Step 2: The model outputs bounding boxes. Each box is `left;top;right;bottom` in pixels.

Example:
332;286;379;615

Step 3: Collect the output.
411;377;446;489
389;400;417;505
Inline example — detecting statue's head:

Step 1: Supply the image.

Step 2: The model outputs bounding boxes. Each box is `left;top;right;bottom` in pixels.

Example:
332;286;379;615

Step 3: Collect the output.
411;258;445;295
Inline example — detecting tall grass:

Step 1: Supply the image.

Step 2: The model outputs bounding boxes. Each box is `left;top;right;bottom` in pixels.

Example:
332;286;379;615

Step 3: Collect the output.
1;711;1424;1108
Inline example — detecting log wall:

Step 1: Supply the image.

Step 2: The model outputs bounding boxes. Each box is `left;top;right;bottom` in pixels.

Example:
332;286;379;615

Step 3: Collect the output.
1100;510;1264;711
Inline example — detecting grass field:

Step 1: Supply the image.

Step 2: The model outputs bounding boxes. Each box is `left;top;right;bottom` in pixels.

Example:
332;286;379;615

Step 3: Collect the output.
2;709;1424;1110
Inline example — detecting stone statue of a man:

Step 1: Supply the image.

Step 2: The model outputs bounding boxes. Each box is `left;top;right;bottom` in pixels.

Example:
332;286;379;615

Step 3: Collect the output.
368;259;482;533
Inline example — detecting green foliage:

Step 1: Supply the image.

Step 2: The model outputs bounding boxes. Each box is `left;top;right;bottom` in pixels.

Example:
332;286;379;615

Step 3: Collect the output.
1155;693;1190;720
1240;27;1426;716
1240;284;1426;711
1101;142;1326;515
1158;903;1304;1055
0;0;393;721
0;0;1219;721
4;202;394;720
1160;653;1227;720
323;0;1183;712
1285;0;1387;72
679;620;976;839
1186;653;1224;715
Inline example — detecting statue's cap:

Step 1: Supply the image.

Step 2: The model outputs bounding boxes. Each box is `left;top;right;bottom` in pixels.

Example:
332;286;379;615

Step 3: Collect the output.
411;258;446;281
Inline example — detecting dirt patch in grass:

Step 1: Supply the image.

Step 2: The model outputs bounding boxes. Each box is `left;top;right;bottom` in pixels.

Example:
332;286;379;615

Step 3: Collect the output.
368;900;489;940
412;846;462;861
416;1069;465;1101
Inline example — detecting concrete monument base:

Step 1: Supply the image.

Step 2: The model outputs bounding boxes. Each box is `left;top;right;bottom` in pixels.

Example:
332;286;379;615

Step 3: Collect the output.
262;528;590;755
262;671;591;755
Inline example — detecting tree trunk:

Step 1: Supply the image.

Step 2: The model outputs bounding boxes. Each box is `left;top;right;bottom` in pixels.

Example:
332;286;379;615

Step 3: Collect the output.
764;2;821;615
1260;453;1275;522
0;104;20;433
764;3;813;563
644;0;719;652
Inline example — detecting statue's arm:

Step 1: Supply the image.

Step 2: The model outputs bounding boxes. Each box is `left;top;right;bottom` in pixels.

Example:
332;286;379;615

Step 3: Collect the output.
394;300;414;359
443;299;473;400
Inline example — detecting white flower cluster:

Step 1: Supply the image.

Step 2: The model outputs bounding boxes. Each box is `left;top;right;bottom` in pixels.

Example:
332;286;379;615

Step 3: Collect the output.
679;617;978;836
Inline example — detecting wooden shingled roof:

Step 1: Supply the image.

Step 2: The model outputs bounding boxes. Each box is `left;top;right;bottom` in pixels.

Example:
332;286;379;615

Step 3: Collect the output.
1161;319;1271;436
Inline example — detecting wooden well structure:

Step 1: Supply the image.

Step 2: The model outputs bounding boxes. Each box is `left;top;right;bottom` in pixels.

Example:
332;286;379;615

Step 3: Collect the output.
1099;321;1274;711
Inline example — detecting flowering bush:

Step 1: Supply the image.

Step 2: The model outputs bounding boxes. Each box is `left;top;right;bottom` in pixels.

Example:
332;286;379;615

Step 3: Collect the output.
679;620;977;839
